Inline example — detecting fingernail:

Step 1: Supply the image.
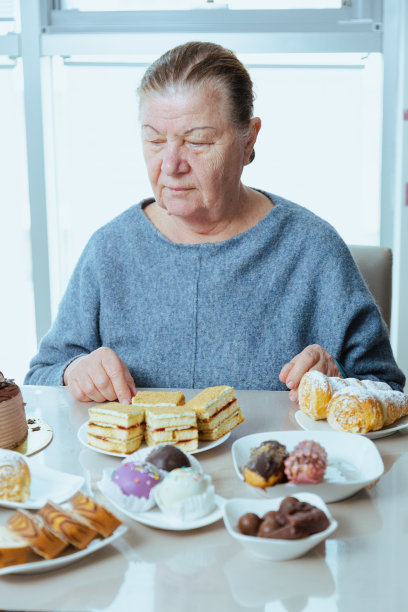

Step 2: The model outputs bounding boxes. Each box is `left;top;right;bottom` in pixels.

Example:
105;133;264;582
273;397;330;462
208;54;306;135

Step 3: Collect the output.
287;380;293;389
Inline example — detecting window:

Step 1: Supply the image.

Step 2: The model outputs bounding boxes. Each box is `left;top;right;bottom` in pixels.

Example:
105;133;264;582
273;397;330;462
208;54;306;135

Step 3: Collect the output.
0;59;36;383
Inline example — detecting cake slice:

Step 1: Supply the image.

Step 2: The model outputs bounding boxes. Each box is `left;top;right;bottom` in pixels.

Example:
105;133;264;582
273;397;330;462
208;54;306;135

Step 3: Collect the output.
70;491;122;537
186;386;244;441
0;526;31;568
132;391;185;407
0;373;28;450
7;509;68;560
87;402;145;454
145;404;198;451
38;501;99;550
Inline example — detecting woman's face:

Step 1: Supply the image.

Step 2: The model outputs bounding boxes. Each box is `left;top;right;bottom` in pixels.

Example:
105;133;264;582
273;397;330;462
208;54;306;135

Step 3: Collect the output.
140;84;255;222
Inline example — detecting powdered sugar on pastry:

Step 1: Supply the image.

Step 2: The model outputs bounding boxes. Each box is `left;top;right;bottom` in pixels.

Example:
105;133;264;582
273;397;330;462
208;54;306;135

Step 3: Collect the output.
298;371;408;434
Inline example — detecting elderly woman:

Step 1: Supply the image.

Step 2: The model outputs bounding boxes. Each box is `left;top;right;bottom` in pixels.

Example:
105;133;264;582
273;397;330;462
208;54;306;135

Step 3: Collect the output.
25;42;405;403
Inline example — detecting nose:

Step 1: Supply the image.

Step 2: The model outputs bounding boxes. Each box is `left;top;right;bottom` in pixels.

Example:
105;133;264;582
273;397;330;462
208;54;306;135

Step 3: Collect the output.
161;144;189;175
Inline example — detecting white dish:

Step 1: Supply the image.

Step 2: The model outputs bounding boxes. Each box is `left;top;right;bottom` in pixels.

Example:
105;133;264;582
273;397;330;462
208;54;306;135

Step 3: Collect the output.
98;478;225;531
0;462;84;509
231;430;384;503
0;525;127;576
78;422;230;457
295;410;408;439
222;493;337;561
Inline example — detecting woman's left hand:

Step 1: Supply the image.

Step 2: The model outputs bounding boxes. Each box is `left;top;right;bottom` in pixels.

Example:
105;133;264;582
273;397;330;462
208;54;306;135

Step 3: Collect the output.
279;344;341;403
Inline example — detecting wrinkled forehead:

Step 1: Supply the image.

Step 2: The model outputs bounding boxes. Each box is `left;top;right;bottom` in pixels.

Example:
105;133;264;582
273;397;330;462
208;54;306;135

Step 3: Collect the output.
139;82;234;127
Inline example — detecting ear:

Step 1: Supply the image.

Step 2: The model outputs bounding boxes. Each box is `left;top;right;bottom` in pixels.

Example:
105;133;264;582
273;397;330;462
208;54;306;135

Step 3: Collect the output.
243;117;261;166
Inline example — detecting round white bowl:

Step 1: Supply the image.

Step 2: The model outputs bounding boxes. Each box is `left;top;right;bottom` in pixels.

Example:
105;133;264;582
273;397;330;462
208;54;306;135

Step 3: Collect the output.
222;492;337;561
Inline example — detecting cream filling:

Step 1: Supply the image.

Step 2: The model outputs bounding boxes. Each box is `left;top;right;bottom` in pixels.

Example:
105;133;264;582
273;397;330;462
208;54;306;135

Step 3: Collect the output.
132;402;179;407
146;411;195;419
88;408;140;416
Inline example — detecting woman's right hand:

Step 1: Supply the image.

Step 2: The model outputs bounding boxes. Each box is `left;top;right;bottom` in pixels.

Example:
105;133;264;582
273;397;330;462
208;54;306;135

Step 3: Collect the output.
63;347;137;404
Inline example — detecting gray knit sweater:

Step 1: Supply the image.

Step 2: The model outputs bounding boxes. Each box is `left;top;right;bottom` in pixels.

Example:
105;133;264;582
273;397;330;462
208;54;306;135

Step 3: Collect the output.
25;192;405;391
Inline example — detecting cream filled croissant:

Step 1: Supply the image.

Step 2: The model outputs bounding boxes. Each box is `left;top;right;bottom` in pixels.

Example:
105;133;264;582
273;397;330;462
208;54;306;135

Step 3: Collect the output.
298;371;408;433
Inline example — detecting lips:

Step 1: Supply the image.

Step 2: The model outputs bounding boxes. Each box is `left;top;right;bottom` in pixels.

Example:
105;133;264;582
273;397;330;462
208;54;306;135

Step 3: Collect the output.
165;186;192;191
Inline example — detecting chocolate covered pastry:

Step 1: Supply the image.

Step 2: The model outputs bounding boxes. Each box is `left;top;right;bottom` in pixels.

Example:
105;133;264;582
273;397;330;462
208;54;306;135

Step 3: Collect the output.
146;444;191;472
237;496;330;540
244;440;288;488
275;496;330;536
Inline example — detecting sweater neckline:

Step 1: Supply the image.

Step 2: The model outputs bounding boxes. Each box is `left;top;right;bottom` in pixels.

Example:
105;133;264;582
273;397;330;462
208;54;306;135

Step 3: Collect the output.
138;190;283;248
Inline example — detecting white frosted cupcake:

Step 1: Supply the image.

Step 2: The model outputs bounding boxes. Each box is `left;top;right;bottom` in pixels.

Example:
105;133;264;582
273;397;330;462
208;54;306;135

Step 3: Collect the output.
154;467;215;522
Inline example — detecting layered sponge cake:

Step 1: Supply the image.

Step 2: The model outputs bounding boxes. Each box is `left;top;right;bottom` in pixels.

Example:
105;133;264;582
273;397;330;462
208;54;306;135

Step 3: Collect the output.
132;391;186;409
186;386;244;441
88;402;145;454
132;391;198;452
145;405;198;452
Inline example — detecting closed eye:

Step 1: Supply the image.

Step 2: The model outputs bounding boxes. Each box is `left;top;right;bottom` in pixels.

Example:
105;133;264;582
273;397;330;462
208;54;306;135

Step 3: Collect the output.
187;142;212;148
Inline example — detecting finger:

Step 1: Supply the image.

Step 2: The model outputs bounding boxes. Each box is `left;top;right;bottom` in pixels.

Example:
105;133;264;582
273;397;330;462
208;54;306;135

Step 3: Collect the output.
309;350;339;377
124;368;137;399
101;355;133;404
289;388;299;403
80;373;107;403
279;361;294;383
88;364;117;402
285;347;320;389
68;378;91;403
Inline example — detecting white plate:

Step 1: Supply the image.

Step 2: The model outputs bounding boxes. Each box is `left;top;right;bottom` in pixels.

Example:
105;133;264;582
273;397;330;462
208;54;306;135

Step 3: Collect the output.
98;482;225;531
222;493;337;561
78;422;230;458
15;417;53;457
231;430;384;503
295;410;408;439
0;525;128;576
0;462;85;510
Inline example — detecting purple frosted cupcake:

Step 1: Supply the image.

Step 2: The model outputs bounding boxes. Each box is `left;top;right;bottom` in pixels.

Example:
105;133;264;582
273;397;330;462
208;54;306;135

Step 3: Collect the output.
98;460;163;513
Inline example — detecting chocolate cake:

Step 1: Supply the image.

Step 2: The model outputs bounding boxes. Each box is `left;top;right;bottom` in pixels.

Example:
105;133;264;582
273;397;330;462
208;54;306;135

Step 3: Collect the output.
0;373;28;450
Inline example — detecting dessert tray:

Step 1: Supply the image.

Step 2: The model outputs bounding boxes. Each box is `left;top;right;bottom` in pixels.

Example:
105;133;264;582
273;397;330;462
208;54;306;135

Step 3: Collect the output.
0;463;84;510
0;524;127;576
97;474;225;531
77;421;230;457
295;410;408;440
232;430;384;503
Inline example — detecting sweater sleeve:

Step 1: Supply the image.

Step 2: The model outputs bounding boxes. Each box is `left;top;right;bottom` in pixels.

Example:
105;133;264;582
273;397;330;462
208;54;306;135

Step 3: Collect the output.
311;231;405;391
24;235;102;386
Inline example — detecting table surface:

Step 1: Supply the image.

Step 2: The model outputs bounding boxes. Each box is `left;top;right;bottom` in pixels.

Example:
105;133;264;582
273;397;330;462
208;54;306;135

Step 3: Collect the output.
1;385;408;612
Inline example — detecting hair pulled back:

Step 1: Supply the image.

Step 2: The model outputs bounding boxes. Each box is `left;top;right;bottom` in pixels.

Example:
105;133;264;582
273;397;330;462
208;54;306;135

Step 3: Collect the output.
138;41;256;162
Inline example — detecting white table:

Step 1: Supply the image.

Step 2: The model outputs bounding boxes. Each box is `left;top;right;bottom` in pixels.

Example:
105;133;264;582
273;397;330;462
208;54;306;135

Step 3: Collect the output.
1;385;407;612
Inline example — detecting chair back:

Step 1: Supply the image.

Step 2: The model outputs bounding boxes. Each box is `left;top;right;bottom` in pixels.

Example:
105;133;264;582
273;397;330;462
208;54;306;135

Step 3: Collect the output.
348;245;392;330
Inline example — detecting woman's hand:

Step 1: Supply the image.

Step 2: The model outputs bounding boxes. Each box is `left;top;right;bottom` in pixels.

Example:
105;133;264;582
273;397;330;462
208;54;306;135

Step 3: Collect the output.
63;347;137;404
279;344;341;403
